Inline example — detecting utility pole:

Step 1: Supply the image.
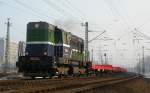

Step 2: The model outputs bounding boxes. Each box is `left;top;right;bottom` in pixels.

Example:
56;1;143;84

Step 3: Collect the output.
91;49;93;62
99;43;103;64
82;22;89;63
4;18;11;73
104;53;107;64
138;54;141;74
142;46;145;75
101;55;103;64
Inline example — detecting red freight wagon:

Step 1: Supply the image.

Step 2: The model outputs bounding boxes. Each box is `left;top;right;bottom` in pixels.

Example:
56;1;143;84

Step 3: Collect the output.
91;65;113;71
120;68;127;72
112;67;127;73
112;67;120;72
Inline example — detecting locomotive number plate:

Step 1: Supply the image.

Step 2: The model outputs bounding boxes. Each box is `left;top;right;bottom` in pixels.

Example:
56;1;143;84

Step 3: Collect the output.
30;57;40;60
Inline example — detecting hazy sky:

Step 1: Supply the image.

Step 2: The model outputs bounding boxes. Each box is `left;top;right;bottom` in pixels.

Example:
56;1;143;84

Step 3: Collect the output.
1;0;150;68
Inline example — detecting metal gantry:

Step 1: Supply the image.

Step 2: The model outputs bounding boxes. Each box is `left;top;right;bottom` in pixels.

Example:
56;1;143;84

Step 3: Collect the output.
4;18;11;73
81;22;89;62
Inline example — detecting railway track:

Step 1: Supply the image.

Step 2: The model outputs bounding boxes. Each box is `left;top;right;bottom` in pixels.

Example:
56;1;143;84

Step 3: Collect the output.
0;75;139;93
51;75;139;93
73;75;139;93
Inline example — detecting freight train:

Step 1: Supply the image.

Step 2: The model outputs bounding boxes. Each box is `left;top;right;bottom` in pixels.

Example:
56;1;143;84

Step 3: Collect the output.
16;21;127;78
16;21;88;78
91;64;127;76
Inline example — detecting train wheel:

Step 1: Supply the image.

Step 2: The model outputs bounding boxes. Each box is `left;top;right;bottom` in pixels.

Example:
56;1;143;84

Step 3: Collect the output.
68;66;74;76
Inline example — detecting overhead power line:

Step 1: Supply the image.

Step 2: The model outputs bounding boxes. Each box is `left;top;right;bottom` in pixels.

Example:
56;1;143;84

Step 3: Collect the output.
42;0;81;21
57;0;84;21
88;30;106;43
1;1;37;17
105;0;150;42
136;19;150;30
14;0;57;20
104;0;132;31
65;0;85;20
134;28;150;40
104;0;149;41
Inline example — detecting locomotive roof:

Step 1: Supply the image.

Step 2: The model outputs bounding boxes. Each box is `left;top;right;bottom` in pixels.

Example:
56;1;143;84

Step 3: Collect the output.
28;21;84;41
28;21;55;27
71;34;84;42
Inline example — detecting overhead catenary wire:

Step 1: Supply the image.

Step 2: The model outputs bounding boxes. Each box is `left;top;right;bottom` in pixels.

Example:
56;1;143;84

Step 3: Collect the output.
134;28;150;40
0;1;39;18
111;0;150;41
1;1;59;24
103;0;144;68
88;30;106;43
14;0;57;20
103;0;137;43
42;0;66;16
115;0;135;28
1;0;63;42
56;0;84;21
4;0;86;38
104;0;149;42
64;0;85;20
103;0;133;31
42;0;82;22
106;1;146;43
114;0;150;41
106;0;150;74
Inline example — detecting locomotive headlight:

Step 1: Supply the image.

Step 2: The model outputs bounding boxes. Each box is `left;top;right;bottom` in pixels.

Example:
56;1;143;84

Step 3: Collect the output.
56;72;59;75
44;52;47;55
25;52;28;55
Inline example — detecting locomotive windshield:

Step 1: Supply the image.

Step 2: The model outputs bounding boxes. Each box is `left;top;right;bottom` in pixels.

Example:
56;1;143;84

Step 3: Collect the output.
25;44;54;56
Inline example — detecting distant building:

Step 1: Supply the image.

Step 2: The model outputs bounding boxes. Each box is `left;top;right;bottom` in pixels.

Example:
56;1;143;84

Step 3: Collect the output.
0;38;5;71
0;38;18;72
9;41;18;70
18;41;26;56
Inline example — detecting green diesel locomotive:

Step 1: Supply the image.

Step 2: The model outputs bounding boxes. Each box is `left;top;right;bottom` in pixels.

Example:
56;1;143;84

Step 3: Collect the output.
17;21;86;78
